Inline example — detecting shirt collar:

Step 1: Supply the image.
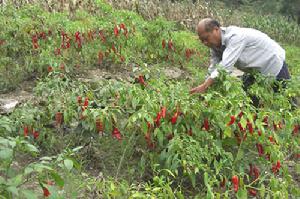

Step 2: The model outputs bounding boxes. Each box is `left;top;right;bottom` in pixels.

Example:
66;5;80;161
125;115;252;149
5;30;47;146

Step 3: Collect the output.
220;27;226;46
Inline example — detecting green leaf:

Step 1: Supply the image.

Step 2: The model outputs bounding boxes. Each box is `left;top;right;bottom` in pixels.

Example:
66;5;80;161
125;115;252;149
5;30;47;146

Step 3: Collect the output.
7;186;18;196
0;148;13;160
240;117;247;129
10;174;23;186
237;188;247;199
64;159;73;171
24;167;34;176
156;128;164;146
236;149;244;162
260;184;265;198
189;174;196;188
26;144;39;153
51;171;64;187
22;190;38;199
204;172;209;186
224;127;232;138
0;176;5;184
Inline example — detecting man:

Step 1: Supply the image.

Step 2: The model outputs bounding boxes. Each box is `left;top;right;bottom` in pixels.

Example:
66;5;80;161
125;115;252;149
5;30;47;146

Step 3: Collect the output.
190;18;291;95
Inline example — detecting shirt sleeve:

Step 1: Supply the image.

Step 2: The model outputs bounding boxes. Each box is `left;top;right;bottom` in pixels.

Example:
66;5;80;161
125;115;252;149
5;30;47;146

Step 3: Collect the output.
208;34;246;79
206;49;221;79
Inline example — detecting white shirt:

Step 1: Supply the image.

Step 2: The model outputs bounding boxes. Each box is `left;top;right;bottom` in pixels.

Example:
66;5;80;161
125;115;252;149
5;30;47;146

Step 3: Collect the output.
207;26;285;79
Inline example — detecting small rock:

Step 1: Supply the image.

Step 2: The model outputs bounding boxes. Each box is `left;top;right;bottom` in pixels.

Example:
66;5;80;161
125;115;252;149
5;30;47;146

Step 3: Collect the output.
0;99;19;114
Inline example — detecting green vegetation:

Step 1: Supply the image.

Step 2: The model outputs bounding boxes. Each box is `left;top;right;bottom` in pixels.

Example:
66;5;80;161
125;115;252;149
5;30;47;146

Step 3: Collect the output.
0;0;299;198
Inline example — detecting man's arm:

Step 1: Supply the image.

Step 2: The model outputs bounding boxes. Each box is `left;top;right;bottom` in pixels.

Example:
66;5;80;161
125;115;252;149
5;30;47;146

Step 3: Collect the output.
190;35;246;94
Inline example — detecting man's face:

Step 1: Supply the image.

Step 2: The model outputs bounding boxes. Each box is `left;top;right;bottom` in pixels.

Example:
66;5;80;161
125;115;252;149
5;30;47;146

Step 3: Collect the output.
197;26;221;49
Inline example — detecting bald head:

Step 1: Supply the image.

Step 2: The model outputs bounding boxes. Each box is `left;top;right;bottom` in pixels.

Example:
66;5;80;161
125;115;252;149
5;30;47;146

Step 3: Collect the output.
197;18;222;48
197;18;220;33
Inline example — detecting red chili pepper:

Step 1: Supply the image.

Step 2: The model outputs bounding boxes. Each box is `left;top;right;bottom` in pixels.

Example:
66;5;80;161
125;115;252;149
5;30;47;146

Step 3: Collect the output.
60;63;65;71
253;165;260;180
263;116;268;126
112;44;117;53
99;30;106;43
154;112;162;127
256;143;264;156
161;106;167;118
185;48;191;60
98;51;104;64
276;160;281;168
231;175;239;193
171;112;178;125
123;28;128;37
112;127;122;141
120;56;125;62
187;128;193;136
33;131;39;139
249;163;253;176
23;126;29;137
248;188;257;196
292;125;299;135
265;153;271;161
75;31;82;48
168;40;173;51
83;97;88;107
238;122;245;132
119;23;126;30
54;48;61;56
272;160;281;174
162;39;166;49
55;112;63;127
0;39;5;46
257;130;262;136
249;164;260;180
96;119;104;134
247;121;253;134
147;121;152;130
47;66;53;73
43;187;50;197
138;75;146;86
32;34;39;49
77;96;82;105
87;30;93;41
39;32;46;40
114;25;119;37
147;140;155;149
227;115;235;126
75;31;80;41
268;136;275;144
204;118;210;131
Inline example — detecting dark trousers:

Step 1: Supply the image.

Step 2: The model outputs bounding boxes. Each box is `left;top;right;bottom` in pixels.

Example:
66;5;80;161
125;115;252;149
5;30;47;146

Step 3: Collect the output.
242;62;291;107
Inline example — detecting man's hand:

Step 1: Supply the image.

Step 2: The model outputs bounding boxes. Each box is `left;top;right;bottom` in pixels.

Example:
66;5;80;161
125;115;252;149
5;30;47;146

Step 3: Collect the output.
190;78;214;94
190;83;208;94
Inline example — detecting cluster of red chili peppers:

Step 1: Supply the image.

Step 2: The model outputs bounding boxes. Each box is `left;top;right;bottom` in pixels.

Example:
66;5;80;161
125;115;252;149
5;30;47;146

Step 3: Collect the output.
23;125;39;139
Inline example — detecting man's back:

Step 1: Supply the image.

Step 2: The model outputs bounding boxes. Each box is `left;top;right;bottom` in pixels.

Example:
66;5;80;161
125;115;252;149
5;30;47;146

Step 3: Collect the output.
220;26;285;76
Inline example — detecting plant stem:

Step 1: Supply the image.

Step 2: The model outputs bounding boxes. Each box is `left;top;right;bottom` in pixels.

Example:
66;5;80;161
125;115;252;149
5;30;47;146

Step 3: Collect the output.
115;130;136;179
